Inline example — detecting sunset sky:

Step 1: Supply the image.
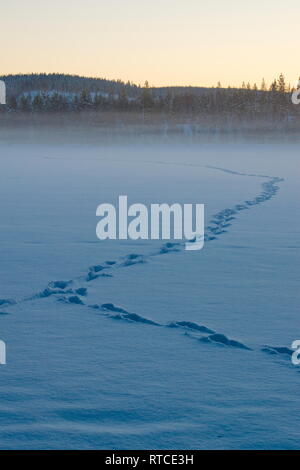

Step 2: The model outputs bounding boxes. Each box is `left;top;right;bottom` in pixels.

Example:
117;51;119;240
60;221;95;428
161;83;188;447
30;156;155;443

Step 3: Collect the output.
1;0;299;88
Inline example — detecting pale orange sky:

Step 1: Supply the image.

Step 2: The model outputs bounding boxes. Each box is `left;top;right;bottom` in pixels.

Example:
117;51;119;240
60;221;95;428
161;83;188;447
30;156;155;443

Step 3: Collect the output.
1;0;299;88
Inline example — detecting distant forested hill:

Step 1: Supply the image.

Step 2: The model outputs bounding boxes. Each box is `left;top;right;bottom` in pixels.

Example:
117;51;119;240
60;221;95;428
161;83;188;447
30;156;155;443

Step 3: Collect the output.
0;73;140;98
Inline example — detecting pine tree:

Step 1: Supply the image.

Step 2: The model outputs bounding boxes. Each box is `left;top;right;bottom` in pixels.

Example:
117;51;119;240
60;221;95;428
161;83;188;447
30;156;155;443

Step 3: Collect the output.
8;95;18;110
79;89;92;109
270;80;277;92
32;93;43;111
141;81;153;109
20;94;31;112
278;73;286;93
118;88;128;110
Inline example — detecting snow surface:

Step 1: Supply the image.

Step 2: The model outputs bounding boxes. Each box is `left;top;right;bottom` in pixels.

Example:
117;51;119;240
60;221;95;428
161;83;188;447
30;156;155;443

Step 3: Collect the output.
0;139;299;449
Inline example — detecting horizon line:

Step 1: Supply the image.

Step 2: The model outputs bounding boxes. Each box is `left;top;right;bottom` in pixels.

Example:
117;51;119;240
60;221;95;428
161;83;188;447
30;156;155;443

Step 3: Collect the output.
0;71;294;90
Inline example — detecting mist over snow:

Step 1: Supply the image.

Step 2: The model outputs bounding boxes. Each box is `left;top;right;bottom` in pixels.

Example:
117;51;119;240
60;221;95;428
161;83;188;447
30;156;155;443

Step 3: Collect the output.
0;125;299;449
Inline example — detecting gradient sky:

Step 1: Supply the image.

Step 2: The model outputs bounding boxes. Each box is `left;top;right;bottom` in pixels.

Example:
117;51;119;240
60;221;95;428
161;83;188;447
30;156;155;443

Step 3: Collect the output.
1;0;299;87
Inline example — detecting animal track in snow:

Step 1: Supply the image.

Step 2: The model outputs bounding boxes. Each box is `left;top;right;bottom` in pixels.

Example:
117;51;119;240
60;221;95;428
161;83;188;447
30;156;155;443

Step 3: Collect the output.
14;166;283;304
261;345;293;357
1;166;292;369
0;299;16;306
85;301;251;351
199;333;252;350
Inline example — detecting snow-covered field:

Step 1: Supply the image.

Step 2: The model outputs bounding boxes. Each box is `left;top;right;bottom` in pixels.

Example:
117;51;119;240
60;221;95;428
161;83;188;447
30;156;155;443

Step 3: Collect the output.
0;137;299;449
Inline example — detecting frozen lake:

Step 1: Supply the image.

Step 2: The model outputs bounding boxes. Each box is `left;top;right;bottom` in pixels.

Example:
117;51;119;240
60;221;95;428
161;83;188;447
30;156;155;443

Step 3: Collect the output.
0;138;299;449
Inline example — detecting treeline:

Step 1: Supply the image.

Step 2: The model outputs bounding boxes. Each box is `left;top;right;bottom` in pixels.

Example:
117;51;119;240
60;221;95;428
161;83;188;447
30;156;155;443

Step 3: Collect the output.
1;73;299;121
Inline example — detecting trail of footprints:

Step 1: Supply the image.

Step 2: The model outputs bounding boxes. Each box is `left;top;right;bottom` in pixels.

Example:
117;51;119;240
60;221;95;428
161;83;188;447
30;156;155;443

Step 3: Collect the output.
1;167;294;368
204;166;284;242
